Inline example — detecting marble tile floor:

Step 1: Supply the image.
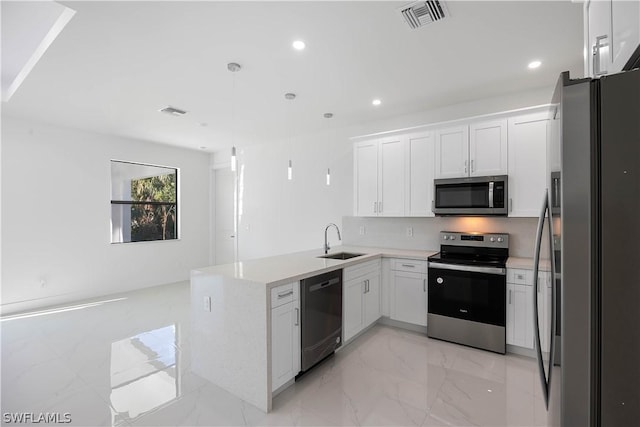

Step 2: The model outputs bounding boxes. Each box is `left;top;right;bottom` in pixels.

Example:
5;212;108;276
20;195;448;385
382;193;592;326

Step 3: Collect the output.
1;281;548;426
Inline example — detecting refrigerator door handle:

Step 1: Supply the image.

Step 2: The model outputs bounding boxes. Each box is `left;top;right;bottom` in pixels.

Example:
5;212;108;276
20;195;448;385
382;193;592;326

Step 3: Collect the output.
533;189;549;407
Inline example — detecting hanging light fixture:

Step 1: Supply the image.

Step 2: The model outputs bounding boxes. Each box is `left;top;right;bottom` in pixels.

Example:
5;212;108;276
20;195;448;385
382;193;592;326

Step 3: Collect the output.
228;62;241;172
324;113;333;186
284;92;296;180
230;146;237;172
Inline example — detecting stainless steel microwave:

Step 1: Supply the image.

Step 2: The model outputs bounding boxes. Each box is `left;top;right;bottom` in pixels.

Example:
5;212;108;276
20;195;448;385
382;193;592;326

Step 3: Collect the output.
433;175;508;216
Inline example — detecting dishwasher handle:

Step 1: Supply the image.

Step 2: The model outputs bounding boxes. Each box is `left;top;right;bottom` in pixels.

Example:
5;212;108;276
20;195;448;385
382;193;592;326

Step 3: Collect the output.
308;277;340;292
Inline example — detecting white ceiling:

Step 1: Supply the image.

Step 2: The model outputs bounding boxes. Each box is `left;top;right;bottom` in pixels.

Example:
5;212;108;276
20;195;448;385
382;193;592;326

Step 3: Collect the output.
1;1;584;152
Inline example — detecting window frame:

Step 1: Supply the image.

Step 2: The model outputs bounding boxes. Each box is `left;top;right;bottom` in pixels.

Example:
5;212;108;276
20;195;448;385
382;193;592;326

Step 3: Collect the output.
110;160;180;244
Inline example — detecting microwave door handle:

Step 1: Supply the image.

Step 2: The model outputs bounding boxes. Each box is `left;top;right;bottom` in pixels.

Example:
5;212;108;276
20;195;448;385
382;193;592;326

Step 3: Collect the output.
488;181;494;208
533;189;550;408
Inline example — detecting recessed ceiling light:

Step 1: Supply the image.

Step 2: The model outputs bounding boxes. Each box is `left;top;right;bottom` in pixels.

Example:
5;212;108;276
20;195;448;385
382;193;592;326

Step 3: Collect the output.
372;99;382;106
292;40;306;50
528;60;542;69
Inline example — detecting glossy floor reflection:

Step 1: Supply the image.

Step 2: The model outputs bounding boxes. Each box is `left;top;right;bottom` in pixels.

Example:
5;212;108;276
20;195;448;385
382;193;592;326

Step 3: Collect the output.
1;281;548;426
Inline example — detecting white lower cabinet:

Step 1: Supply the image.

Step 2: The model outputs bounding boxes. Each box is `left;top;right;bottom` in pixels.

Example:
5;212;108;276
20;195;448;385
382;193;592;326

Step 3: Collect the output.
343;259;381;342
270;282;300;392
389;259;428;327
506;268;550;352
507;282;534;348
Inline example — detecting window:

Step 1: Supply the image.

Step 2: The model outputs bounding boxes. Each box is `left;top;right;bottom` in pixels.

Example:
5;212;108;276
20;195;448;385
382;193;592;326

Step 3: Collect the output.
111;161;178;243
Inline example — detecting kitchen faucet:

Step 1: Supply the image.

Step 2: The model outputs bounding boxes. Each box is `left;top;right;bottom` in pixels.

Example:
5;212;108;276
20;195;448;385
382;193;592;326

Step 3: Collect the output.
324;223;341;254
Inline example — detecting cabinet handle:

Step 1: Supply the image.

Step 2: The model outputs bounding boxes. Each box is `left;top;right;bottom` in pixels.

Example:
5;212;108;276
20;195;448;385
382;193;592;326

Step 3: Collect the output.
593;35;608;77
373;202;377;214
509;289;512;304
278;290;294;298
294;307;299;326
464;160;468;174
509;198;513;213
471;159;474;173
401;264;416;268
378;201;382;213
423;278;426;292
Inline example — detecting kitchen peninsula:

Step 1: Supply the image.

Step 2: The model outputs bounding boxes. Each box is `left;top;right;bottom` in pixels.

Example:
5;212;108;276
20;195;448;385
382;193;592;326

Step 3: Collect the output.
189;246;434;412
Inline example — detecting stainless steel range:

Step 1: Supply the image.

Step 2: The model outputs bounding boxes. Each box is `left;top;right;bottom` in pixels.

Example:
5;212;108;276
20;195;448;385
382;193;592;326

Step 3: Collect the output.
427;231;509;354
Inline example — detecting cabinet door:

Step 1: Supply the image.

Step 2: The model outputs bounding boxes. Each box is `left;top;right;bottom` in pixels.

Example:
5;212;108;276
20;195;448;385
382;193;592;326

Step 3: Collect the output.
354;140;379;216
537;272;552;355
378;137;405;216
343;277;365;342
507;283;534;348
271;301;298;391
611;0;640;73
469;119;508;176
406;132;435;216
435;126;469;179
586;0;612;77
363;273;381;328
508;113;549;217
390;271;427;326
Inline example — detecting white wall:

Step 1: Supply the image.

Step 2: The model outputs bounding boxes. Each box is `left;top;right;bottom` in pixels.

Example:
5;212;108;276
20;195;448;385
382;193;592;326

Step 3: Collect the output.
230;133;353;261
1;116;210;314
342;216;550;260
214;86;553;261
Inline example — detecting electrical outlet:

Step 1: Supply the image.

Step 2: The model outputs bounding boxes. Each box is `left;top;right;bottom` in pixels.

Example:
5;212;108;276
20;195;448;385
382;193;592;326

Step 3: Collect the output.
203;296;212;312
359;226;366;235
406;227;413;237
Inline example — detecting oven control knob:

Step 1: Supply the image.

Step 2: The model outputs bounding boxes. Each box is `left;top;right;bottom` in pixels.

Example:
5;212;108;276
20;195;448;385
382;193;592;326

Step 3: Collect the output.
449;235;456;240
437;277;444;284
443;235;449;240
490;237;496;242
497;237;504;243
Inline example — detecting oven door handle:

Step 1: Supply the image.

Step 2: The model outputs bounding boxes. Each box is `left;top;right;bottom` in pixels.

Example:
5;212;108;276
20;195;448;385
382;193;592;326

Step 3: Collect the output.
428;262;506;276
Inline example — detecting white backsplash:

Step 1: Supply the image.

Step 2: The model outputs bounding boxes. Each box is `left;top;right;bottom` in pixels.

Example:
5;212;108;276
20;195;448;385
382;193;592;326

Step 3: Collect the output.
343;216;550;259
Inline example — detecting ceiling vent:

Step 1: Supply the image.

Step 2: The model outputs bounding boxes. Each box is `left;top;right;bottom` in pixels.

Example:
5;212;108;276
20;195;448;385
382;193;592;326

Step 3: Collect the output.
159;106;187;116
398;1;448;30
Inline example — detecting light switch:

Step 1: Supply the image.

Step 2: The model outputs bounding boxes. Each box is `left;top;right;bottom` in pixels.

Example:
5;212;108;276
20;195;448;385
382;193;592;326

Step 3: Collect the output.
204;296;212;312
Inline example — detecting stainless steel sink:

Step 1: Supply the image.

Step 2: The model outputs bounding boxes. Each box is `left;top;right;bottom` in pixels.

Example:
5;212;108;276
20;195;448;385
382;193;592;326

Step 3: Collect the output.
319;252;365;260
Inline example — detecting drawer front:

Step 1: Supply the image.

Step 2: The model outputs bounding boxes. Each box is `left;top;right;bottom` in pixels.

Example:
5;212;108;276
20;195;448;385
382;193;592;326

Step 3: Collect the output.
271;282;299;308
507;268;531;285
344;259;381;282
390;258;427;273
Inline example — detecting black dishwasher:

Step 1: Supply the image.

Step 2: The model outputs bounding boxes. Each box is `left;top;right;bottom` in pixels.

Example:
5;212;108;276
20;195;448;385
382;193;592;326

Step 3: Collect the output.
299;269;342;374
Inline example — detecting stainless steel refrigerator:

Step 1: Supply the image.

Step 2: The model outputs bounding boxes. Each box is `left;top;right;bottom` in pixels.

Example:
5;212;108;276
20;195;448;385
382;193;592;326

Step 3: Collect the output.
532;67;640;426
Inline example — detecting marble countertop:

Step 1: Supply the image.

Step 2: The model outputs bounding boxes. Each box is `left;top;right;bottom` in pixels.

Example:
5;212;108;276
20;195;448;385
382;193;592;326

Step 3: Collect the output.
192;246;437;288
193;246;552;288
507;256;552;271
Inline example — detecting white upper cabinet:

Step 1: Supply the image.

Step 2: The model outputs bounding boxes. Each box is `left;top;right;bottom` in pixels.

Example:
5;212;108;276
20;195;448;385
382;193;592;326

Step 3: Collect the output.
585;0;640;77
469;119;508;177
354;137;405;216
611;0;640;72
354;140;379;216
435;126;469;179
353;106;548;217
378;137;405;216
435;120;506;179
405;132;435;216
508;112;549;217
